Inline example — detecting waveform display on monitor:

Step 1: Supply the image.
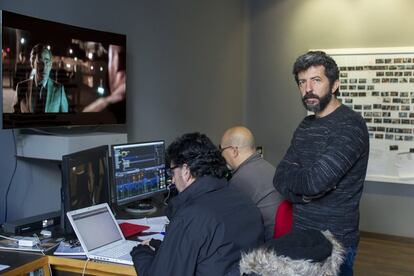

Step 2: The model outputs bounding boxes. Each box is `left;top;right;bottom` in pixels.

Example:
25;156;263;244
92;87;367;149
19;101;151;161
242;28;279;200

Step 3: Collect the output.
111;141;166;205
116;168;166;202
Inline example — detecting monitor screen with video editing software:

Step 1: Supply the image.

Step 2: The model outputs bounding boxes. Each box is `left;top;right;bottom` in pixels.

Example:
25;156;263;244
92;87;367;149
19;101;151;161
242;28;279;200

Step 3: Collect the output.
111;141;167;213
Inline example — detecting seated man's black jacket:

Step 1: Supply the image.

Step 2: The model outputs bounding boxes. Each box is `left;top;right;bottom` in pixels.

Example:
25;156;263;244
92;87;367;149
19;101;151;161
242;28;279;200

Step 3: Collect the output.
131;175;264;276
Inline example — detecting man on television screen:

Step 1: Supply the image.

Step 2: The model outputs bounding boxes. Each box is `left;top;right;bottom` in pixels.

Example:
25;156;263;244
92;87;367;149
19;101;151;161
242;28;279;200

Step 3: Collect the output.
13;43;69;113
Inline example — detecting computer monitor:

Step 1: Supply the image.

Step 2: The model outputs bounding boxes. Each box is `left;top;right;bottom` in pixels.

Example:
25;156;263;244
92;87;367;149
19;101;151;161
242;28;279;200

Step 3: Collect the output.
110;141;167;214
61;145;111;233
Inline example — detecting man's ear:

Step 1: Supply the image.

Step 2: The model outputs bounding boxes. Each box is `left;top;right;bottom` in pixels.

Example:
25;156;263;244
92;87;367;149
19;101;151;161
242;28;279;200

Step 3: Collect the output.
232;147;239;158
181;164;192;182
331;79;340;94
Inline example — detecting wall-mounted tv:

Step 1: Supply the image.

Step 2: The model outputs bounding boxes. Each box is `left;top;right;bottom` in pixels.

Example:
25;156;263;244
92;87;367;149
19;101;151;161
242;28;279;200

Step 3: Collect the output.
1;10;126;129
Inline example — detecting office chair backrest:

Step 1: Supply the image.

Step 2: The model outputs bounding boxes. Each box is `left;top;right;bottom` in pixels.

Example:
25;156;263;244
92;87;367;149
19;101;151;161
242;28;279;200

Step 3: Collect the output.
273;199;293;239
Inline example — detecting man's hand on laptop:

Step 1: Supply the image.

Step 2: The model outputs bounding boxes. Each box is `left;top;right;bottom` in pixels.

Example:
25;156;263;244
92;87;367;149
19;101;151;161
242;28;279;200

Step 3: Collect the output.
131;238;162;259
141;238;161;251
149;239;162;250
141;239;154;251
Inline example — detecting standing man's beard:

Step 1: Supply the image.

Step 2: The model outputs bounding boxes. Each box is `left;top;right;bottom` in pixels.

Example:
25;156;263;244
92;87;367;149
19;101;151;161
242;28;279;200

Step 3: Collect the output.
302;91;332;113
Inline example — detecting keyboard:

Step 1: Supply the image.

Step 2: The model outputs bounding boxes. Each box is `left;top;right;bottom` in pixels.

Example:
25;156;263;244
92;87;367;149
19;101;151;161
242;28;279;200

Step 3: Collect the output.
97;241;136;258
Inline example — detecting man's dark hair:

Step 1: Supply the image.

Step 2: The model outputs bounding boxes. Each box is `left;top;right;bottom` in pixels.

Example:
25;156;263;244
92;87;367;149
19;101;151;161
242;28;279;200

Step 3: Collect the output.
166;132;227;179
292;51;339;93
30;43;51;59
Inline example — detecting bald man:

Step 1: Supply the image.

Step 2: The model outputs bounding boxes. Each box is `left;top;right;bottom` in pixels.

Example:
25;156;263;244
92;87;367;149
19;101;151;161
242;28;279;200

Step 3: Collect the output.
220;126;283;241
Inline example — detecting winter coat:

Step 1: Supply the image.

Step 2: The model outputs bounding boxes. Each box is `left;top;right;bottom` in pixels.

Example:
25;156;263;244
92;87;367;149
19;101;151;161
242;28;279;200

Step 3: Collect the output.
239;230;345;276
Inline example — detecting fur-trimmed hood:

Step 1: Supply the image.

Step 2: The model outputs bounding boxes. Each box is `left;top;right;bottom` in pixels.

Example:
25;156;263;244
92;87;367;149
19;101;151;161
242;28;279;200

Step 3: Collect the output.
239;230;345;276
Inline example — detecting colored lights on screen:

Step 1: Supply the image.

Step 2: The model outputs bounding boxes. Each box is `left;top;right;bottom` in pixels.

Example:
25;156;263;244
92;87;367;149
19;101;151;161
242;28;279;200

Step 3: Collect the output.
97;86;105;95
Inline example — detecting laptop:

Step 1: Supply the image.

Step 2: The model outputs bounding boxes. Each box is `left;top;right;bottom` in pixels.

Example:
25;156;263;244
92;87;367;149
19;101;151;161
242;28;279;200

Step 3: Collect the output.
66;203;139;265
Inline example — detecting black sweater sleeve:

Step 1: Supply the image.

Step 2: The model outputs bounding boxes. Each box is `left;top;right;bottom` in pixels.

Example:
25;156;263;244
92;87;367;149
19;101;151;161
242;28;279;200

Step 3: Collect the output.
274;112;368;197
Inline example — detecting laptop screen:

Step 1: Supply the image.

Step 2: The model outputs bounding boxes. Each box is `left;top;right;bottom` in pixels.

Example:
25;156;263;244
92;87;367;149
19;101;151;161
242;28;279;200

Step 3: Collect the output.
70;205;123;251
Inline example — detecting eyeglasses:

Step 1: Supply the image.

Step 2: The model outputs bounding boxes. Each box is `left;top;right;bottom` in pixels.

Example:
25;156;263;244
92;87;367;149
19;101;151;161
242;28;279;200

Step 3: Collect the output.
170;165;180;171
167;165;180;178
219;145;233;153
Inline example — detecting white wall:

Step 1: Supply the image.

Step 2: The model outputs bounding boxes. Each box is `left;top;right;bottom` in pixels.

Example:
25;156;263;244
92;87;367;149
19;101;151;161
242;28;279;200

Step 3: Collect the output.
246;0;414;237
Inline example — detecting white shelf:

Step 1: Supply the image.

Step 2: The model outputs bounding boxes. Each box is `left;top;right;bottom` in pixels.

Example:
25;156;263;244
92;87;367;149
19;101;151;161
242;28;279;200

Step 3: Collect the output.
366;175;414;185
16;132;127;160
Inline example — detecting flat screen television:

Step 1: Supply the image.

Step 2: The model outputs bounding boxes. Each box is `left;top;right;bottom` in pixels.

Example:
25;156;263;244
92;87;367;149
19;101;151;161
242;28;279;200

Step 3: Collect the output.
61;145;111;233
1;10;126;129
111;141;167;214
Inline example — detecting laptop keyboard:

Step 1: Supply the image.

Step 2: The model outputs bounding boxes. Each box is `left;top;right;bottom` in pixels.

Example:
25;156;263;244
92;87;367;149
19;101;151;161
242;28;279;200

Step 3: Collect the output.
99;242;136;258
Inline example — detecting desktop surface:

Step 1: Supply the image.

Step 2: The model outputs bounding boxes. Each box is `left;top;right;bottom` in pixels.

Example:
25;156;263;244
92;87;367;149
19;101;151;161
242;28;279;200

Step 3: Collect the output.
0;249;48;275
0;251;136;276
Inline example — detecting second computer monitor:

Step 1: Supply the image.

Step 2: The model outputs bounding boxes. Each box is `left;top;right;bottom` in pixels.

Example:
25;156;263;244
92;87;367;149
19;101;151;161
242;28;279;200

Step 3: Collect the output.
61;145;111;233
111;140;167;214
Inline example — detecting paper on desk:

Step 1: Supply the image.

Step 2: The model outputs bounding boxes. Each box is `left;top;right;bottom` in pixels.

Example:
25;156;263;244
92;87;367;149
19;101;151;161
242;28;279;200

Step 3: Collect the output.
0;264;10;271
117;216;169;233
138;233;165;242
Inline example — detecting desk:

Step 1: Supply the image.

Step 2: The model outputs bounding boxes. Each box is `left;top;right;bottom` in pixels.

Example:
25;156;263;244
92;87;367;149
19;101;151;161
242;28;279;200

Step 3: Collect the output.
0;250;49;276
48;256;136;275
0;251;136;276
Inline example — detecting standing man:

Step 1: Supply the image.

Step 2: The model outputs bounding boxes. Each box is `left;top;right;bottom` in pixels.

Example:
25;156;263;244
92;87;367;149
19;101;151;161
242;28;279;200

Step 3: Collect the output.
274;51;369;276
131;132;264;276
221;126;283;241
13;43;68;113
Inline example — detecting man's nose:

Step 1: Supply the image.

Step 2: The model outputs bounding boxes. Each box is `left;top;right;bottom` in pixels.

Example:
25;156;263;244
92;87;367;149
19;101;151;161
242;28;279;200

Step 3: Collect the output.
304;80;313;94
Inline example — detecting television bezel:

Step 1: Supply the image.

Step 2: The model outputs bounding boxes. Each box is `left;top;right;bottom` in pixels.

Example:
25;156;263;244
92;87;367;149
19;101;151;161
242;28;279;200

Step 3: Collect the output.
1;10;127;129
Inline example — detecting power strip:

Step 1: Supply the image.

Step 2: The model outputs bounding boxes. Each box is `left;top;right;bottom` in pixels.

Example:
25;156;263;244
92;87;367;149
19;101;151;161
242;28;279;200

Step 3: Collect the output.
18;237;40;247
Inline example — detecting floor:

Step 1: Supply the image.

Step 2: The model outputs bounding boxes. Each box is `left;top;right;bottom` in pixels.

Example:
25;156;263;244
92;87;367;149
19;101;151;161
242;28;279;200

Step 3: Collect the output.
354;232;414;275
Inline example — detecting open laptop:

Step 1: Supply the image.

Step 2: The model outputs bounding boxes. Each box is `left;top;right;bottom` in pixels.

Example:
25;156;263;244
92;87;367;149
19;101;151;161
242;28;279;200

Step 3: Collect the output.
66;203;139;265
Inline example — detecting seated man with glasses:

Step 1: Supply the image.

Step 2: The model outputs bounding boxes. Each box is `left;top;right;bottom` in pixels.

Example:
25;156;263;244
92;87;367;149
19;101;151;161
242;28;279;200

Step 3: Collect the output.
130;132;264;276
220;126;283;242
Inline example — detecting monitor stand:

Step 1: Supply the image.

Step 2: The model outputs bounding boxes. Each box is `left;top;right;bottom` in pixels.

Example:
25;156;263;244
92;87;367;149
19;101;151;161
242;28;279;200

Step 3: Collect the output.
124;199;157;215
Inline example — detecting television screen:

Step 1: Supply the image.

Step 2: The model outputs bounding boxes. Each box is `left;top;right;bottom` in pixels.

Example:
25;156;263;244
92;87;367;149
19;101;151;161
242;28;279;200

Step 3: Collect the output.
61;145;111;233
111;141;167;213
1;10;126;128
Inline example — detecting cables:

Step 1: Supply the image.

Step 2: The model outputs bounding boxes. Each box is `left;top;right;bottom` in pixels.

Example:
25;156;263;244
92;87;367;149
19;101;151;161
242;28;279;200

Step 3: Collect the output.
163;183;175;206
0;234;19;241
0;234;44;255
4;128;18;223
47;263;53;276
81;258;90;276
32;233;45;255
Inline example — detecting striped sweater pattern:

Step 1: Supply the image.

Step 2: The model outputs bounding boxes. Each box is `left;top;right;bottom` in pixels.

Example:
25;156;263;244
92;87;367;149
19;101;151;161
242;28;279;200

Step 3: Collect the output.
274;105;369;248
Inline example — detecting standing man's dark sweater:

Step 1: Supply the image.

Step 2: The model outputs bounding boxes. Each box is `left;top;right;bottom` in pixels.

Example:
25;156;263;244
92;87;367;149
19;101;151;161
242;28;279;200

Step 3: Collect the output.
275;50;369;276
274;104;369;248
